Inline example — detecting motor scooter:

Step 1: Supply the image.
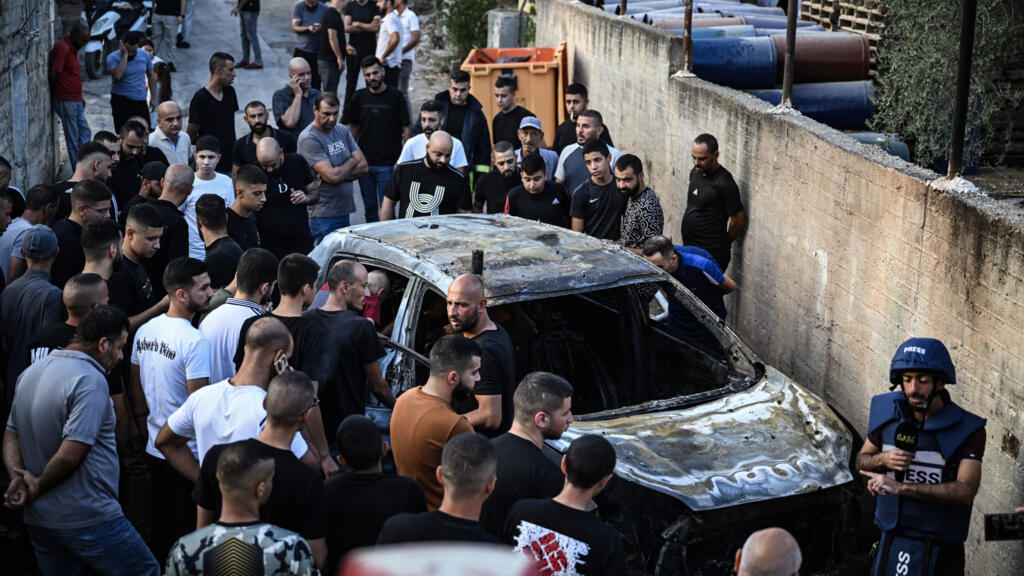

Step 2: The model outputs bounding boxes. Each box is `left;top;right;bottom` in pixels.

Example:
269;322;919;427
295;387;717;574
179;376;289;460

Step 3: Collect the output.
82;0;152;80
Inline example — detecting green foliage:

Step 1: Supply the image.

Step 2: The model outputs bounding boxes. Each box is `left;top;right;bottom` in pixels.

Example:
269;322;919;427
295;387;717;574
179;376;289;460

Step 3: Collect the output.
438;0;499;60
870;0;1024;169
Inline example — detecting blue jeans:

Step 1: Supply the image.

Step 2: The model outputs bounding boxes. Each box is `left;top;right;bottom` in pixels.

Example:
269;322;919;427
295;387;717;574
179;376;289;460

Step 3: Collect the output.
55;100;91;168
27;515;160;576
358;165;393;223
239;11;261;62
310;215;351;245
181;0;196;41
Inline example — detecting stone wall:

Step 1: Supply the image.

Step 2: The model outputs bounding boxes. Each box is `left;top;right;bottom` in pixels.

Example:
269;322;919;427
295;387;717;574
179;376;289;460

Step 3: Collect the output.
537;0;1024;572
0;0;60;189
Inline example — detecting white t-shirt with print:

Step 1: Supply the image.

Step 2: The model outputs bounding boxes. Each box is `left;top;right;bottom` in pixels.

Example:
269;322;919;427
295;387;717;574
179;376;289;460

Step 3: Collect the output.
132;314;212;459
182;173;235;260
165;379;307;463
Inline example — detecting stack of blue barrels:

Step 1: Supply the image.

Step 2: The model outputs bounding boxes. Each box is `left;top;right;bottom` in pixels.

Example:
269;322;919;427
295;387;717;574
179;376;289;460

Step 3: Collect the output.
605;0;883;135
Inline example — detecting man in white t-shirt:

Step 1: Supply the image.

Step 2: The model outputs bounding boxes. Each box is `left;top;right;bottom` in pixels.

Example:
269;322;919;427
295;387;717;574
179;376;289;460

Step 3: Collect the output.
128;256;214;562
183;136;235;259
397;100;467;173
156;316;313;481
375;0;403;89
199;247;278;382
395;0;419;105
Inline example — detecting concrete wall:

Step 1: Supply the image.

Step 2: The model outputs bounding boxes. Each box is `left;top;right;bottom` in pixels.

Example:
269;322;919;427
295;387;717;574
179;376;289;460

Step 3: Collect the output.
538;0;1024;572
1;0;60;189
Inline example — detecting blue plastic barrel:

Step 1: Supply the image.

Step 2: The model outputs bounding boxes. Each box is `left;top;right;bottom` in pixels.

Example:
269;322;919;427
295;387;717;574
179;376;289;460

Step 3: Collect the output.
847;133;911;161
753;25;825;35
640;7;723;18
693;37;777;89
746;81;875;130
741;15;820;28
703;5;787;16
670;25;756;38
616;1;685;14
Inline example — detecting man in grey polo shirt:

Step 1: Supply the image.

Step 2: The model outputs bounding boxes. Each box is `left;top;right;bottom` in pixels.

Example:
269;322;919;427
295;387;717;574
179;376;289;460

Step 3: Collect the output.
3;306;160;575
0;225;63;402
298;92;367;244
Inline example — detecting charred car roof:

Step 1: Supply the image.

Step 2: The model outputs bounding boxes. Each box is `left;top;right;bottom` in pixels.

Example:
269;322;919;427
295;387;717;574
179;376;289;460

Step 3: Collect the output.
309;214;664;305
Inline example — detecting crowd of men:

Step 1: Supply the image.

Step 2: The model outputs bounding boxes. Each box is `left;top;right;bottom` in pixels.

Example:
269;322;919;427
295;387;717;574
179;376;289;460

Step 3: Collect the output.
0;1;1002;575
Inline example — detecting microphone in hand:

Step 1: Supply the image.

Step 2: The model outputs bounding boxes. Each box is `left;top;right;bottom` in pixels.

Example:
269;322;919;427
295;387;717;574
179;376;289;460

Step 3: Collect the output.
893;421;918;483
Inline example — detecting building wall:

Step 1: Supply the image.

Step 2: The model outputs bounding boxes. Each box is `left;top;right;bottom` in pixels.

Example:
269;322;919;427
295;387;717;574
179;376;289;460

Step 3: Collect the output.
0;0;59;190
537;0;1024;572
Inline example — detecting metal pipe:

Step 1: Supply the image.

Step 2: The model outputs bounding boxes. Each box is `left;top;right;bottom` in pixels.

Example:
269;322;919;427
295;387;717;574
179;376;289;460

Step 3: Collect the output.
947;0;978;178
472;250;484;275
780;0;798;106
682;0;694;73
619;0;627;16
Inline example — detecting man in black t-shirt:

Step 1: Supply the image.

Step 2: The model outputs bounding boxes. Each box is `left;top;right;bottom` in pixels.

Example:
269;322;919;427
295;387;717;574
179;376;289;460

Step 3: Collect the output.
378;433;499;545
254;138;317;259
304;259;395;442
230;0;262;68
50;142;116;221
342;0;380;110
326;415;426;572
447;273;516;437
344;57;411;223
187;52;239;174
491;76;534;150
233;101;298;174
682;133;746;272
505;153;570;227
318;0;346;93
227;165;267;251
553;83;614;155
144;165;191;298
380;131;471;220
504;435;626;576
195;194;244;290
51;179;114;288
472;141;519;214
480;372;571;537
109;203;166;331
193;371;328;569
570;140;625;242
107;122;169;212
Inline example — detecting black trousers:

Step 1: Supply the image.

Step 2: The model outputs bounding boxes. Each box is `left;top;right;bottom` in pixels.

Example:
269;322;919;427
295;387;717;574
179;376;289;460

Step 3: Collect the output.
384;65;400;89
111;93;150;134
344;45;374;112
144;454;196;563
293;48;321;94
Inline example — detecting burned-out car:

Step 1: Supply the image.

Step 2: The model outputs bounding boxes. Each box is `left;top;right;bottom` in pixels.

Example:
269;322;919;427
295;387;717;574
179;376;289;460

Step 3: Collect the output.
310;214;873;574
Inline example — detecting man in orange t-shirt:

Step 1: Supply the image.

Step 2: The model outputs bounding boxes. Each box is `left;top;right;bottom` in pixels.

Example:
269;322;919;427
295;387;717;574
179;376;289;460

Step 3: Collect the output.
389;334;480;509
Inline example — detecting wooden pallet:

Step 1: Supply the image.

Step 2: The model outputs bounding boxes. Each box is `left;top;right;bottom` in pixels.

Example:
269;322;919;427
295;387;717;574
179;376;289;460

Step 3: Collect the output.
800;0;840;30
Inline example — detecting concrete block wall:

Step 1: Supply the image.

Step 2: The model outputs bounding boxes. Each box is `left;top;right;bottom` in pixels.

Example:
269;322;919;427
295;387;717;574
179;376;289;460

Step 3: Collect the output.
538;0;1024;572
0;0;60;189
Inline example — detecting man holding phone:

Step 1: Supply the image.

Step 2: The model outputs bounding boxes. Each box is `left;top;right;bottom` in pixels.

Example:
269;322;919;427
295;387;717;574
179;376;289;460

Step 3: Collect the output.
291;0;328;92
856;338;986;576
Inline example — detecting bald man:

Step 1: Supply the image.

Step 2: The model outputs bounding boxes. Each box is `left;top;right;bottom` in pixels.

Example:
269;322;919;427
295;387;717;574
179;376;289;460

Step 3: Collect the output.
143;164;192;297
273;57;321;134
253;137;318;259
734;528;802;576
150;101;192;165
380;131;471;220
446;274;516;436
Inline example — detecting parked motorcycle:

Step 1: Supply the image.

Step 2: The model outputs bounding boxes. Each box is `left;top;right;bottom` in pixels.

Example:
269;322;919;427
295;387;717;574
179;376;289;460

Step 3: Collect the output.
82;0;152;80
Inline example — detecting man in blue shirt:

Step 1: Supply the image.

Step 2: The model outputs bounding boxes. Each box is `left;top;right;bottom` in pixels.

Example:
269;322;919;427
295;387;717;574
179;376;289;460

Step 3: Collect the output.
641;235;735;353
106;31;157;133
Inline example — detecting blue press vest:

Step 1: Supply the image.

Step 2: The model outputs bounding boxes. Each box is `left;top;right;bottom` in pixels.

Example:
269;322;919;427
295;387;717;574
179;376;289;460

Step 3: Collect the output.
866;391;985;543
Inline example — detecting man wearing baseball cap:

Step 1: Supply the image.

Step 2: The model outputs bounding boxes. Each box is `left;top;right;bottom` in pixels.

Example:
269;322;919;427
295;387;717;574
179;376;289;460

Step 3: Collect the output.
1;225;63;401
120;161;167;225
515;117;559;181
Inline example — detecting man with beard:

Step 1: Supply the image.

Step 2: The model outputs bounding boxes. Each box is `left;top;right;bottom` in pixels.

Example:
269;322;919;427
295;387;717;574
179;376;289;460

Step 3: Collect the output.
4;306;161;576
128;257;214;562
615;154;663;252
682;133;746;272
570;140;626;242
187;53;239;175
274;58;321;136
514;117;558;180
380;131;470;220
503;153;569;228
144;164;192;299
479;372;572;537
447;274;515;438
233;101;298;174
50;142;116;221
472;142;519;214
107;121;168;214
106;31;157;133
388;334;479;509
555;110;621;197
298;93;366;244
149;102;191;166
119;161;166;228
199;248;278;383
345;56;410;223
254;138;317;259
417;71;491;186
304;259;395;450
397;100;468;173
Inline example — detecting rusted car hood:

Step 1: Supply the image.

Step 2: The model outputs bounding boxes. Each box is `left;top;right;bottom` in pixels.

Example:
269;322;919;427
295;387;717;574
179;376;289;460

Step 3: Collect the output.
547;366;853;511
